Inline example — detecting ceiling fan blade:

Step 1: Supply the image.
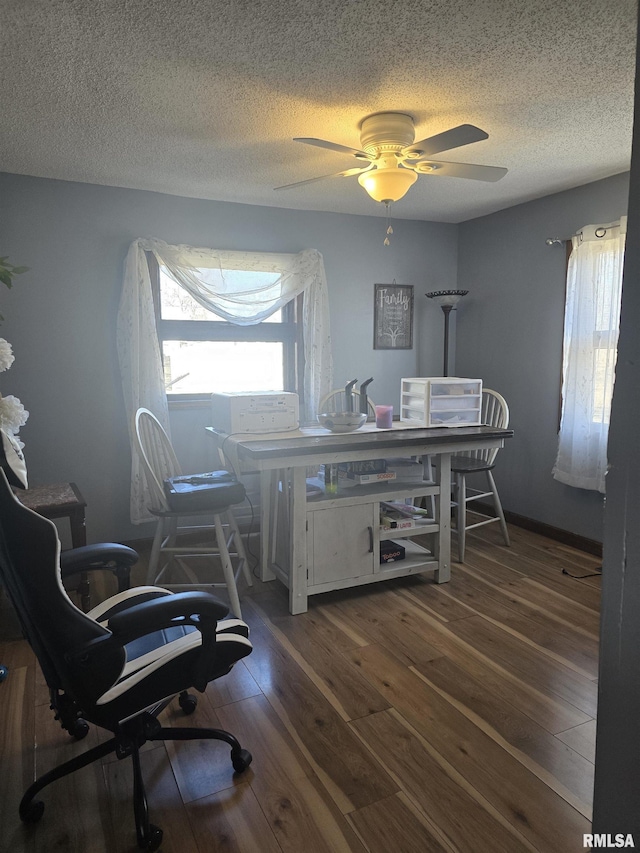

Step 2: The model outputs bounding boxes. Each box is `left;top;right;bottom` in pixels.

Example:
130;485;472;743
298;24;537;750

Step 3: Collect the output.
404;124;489;157
293;137;374;160
413;159;508;182
274;165;372;191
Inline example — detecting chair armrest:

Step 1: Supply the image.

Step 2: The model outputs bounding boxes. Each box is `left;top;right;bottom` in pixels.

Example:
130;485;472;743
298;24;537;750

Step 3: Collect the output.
60;543;138;592
106;591;229;644
69;592;237;696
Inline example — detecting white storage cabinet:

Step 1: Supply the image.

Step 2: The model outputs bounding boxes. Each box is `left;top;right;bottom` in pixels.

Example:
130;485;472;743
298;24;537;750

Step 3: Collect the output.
274;473;440;594
400;377;483;428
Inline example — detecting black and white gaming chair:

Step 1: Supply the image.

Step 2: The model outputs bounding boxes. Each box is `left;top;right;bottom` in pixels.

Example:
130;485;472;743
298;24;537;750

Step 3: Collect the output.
0;470;253;851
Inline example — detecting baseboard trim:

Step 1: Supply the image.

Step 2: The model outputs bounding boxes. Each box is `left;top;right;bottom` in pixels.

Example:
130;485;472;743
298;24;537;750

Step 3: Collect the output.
473;501;603;557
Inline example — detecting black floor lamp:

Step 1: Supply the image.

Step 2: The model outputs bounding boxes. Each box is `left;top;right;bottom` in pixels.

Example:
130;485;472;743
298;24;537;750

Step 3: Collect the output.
425;290;468;376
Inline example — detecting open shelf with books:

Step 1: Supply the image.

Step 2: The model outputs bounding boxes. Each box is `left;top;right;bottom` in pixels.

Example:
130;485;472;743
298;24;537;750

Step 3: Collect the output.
268;452;443;595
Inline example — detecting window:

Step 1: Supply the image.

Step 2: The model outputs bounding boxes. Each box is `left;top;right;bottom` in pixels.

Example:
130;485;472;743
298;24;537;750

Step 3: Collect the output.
118;239;331;523
591;264;620;426
553;219;626;493
148;253;303;401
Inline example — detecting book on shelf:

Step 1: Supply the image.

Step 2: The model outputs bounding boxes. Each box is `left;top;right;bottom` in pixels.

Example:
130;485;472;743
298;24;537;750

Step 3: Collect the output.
380;515;417;531
380;501;434;529
318;465;397;486
337;459;388;475
384;457;427;482
341;470;397;485
381;500;432;516
318;462;387;478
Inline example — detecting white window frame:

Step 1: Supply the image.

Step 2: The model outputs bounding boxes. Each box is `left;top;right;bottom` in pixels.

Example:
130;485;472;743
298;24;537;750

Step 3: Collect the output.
147;252;304;404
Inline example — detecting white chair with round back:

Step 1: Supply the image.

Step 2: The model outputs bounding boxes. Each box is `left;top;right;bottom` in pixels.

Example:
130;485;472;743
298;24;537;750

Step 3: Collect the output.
451;388;510;562
133;407;252;618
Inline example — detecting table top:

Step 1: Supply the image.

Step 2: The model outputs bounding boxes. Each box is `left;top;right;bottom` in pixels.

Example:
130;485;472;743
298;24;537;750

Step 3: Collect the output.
208;423;513;462
18;482;86;512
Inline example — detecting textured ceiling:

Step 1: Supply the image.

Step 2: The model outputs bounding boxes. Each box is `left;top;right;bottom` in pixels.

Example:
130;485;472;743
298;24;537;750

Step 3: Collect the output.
0;0;637;222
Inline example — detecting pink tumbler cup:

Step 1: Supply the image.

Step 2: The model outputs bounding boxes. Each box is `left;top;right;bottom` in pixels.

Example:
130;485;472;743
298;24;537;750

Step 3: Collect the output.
375;405;393;429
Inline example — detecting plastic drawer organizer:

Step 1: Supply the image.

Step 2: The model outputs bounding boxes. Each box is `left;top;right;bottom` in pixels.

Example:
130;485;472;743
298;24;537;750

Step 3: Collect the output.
400;377;483;428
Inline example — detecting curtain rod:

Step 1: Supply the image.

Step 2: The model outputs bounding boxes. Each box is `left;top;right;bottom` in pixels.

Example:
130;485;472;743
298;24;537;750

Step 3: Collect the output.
546;221;621;246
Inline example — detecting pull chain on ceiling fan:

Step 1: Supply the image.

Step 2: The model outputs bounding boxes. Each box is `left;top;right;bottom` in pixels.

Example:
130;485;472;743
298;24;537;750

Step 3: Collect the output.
275;112;508;206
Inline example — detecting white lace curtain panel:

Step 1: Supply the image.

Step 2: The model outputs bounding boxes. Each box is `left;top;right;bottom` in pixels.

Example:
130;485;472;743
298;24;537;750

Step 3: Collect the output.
552;218;626;493
117;238;333;523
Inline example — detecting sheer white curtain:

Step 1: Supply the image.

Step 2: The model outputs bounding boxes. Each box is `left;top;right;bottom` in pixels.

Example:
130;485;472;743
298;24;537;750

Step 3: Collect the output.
553;218;626;493
117;238;333;523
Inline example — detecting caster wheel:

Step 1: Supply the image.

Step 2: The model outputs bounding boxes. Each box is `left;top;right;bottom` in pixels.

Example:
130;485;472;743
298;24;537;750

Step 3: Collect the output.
179;692;197;715
70;718;90;740
232;748;252;774
0;665;7;683
137;823;163;851
146;824;163;852
20;799;45;823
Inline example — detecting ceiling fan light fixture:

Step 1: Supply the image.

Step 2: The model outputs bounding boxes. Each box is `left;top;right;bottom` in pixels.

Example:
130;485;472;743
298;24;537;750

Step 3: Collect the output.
357;167;418;203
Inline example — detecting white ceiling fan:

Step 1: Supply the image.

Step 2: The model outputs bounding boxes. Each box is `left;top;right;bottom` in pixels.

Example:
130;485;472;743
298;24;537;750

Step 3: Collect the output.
275;112;507;204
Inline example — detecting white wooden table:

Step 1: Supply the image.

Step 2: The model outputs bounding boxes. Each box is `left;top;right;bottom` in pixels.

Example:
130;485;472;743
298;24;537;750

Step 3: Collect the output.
208;423;512;614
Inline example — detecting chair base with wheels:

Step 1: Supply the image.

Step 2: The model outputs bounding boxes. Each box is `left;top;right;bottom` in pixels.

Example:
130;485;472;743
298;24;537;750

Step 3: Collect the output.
451;388;510;562
20;697;252;851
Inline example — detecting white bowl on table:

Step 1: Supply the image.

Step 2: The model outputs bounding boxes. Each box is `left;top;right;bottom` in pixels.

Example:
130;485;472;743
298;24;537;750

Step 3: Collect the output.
317;412;367;433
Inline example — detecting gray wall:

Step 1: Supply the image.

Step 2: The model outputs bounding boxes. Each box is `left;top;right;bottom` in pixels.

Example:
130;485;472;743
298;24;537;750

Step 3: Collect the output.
2;167;630;546
0;172;456;543
456;172;630;542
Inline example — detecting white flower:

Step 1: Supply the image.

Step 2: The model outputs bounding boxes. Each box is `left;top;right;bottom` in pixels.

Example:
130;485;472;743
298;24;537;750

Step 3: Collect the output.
0;338;15;372
0;394;29;434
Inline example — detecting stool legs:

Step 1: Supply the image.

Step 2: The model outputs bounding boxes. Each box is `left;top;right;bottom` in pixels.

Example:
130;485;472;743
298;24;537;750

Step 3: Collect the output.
454;469;510;563
214;514;242;619
147;520;165;585
487;470;510;546
456;473;467;563
225;509;253;588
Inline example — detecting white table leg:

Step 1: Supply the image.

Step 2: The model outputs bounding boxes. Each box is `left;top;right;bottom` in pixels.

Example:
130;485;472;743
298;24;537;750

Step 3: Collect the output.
434;452;451;583
259;471;276;581
288;465;309;614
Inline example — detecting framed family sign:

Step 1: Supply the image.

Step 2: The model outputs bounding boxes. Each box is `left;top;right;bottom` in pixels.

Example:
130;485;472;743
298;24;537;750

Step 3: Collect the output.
373;283;414;349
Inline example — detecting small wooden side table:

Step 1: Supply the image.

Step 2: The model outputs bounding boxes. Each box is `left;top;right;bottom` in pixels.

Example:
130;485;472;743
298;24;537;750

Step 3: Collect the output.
19;482;90;610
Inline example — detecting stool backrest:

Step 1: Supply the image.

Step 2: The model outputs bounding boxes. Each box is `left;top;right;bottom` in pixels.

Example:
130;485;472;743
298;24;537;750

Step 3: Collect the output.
476;389;509;466
134;408;182;512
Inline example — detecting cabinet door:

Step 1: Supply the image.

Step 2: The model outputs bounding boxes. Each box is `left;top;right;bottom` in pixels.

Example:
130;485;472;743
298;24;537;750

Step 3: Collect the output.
309;503;376;586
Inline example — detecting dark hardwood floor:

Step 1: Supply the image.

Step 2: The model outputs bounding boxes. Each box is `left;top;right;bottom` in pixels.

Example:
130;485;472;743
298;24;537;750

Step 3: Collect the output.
0;520;601;852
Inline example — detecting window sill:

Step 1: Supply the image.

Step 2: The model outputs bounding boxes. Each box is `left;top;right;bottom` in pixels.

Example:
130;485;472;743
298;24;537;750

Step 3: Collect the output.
167;396;211;410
